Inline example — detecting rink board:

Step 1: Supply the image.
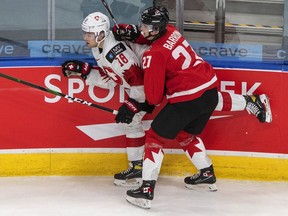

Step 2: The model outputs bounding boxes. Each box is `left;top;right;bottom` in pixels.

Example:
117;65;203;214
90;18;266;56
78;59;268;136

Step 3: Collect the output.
0;64;288;181
0;151;288;181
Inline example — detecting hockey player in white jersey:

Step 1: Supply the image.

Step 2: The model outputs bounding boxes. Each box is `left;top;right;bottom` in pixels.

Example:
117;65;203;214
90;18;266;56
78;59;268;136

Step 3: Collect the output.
61;12;152;187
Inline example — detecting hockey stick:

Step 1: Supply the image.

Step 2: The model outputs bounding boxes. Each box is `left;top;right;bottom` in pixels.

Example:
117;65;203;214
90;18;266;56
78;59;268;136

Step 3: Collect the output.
153;0;156;7
100;0;132;47
100;0;119;28
0;72;118;115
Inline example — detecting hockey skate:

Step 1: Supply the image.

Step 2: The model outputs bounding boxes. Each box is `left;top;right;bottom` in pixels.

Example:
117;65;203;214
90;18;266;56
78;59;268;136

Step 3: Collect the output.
245;94;272;123
126;180;156;209
184;165;218;192
114;160;143;187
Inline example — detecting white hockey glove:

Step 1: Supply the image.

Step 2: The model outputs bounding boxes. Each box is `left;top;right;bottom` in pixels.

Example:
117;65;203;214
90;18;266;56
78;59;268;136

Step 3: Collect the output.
61;60;92;80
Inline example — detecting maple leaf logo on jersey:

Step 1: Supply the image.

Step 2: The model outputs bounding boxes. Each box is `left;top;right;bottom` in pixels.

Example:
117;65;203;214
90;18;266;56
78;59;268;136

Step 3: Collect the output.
182;142;203;158
123;64;144;86
144;147;163;163
102;66;123;85
182;137;205;158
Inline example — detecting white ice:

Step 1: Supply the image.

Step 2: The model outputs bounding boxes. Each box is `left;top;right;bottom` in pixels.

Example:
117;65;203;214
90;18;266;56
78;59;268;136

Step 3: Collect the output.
0;176;287;216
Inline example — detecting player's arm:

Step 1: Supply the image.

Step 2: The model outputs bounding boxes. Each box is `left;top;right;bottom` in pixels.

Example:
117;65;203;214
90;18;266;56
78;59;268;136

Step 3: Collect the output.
112;24;151;45
85;67;117;89
61;60;116;89
143;51;166;105
61;60;92;79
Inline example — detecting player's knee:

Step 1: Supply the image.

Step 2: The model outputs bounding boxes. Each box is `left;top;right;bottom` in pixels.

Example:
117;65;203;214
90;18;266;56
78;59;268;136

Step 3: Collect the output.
145;128;169;148
124;121;145;137
175;130;195;147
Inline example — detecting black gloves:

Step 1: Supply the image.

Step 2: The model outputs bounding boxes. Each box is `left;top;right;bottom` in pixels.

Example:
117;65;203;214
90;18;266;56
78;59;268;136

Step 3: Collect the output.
115;98;155;124
115;98;141;124
141;101;155;114
112;24;141;42
61;60;92;80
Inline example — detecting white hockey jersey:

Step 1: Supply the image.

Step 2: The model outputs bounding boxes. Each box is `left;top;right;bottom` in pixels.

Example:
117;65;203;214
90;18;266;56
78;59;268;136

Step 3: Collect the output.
85;32;148;103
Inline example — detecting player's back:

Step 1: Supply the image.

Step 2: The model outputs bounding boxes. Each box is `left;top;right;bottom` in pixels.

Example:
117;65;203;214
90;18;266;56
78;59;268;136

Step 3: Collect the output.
143;25;218;104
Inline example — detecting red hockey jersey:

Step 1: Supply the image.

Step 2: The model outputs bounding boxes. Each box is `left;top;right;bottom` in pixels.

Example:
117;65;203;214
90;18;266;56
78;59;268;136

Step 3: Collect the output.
142;25;219;105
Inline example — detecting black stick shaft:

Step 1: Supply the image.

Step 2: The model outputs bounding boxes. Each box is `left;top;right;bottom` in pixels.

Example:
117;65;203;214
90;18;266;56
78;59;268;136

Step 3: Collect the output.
0;72;118;114
101;0;119;28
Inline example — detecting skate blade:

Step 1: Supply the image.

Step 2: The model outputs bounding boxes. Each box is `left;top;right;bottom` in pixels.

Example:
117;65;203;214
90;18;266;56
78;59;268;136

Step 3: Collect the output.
126;196;151;209
259;94;272;123
114;178;142;187
185;183;218;192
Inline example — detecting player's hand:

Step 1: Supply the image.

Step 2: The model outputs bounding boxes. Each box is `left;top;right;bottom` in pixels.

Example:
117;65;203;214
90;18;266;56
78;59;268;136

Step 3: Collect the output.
112;24;140;42
61;60;92;80
141;100;155;114
115;98;141;124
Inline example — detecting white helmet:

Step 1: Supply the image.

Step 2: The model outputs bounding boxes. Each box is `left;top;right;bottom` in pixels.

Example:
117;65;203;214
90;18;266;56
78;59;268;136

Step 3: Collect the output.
82;12;110;45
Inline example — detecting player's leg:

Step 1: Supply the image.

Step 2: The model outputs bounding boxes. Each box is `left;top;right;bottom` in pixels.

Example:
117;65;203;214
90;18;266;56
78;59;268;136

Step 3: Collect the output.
175;88;218;191
215;91;246;111
176;131;217;191
245;94;272;123
114;111;146;187
216;92;272;123
126;128;166;209
126;88;218;208
126;102;186;208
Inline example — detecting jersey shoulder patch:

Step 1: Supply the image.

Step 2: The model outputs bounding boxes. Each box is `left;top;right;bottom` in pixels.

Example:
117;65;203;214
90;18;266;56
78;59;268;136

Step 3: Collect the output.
105;43;127;63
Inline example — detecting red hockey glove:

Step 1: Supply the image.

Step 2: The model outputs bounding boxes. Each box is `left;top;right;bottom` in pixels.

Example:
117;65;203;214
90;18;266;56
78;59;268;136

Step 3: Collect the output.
61;60;92;80
112;24;140;42
115;98;141;124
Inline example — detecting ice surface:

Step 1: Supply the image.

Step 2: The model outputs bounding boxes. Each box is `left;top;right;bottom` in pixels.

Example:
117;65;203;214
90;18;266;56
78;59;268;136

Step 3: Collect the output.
0;176;287;216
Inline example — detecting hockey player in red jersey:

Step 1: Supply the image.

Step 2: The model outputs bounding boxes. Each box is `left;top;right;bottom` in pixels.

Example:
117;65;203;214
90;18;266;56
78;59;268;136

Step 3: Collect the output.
112;6;272;209
61;12;154;187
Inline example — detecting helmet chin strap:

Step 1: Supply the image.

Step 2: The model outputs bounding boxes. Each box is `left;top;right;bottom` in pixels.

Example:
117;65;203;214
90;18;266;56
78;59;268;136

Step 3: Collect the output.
95;35;105;48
